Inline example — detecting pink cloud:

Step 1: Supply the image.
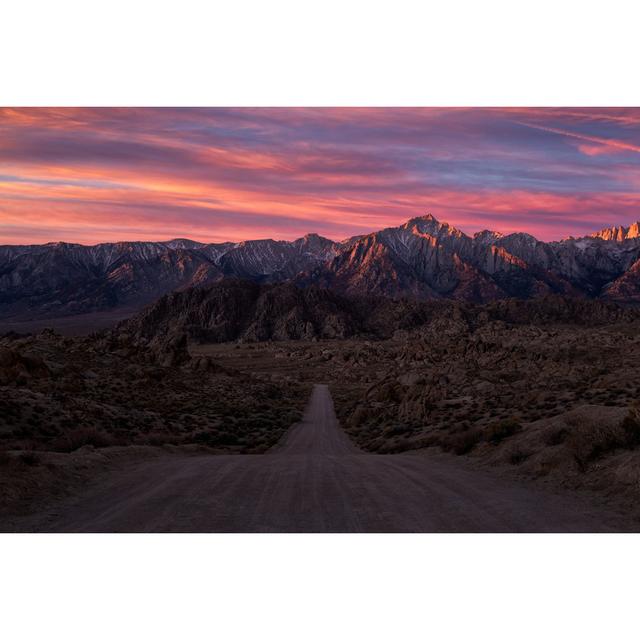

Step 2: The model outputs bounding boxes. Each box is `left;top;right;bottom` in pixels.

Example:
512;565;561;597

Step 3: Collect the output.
1;108;640;245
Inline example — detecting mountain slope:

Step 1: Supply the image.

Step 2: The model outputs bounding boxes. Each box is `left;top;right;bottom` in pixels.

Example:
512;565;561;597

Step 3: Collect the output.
123;280;371;342
602;258;640;304
2;214;640;321
0;244;225;318
299;215;634;303
0;235;340;320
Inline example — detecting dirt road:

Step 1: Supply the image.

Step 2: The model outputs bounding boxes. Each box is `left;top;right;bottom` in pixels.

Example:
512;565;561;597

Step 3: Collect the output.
6;385;635;532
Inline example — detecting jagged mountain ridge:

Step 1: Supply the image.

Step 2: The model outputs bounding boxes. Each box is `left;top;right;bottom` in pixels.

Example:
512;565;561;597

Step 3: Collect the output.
2;214;640;320
300;214;640;303
0;234;342;319
589;221;640;242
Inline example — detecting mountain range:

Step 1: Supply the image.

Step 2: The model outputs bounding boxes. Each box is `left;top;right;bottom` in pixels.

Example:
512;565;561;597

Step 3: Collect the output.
2;214;640;320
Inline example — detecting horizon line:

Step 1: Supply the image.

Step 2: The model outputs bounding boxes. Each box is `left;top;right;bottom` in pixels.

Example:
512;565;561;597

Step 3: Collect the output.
2;212;640;248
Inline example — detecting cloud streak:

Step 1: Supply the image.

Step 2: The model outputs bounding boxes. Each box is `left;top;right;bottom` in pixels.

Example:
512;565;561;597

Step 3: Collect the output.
515;121;640;155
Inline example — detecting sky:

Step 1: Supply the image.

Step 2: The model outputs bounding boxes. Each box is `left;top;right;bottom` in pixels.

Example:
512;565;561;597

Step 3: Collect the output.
1;107;639;245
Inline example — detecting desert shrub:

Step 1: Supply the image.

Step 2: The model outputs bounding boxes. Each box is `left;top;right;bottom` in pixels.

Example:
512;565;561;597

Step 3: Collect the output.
384;424;412;437
565;414;630;471
415;433;439;449
193;430;240;447
508;448;530;465
365;438;385;452
216;432;240;446
52;427;114;452
485;418;522;444
372;382;403;403
192;431;218;446
348;405;369;428
444;429;483;455
19;451;41;466
144;433;181;447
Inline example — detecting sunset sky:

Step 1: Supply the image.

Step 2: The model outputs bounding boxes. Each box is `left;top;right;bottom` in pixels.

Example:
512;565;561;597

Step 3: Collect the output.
1;107;639;245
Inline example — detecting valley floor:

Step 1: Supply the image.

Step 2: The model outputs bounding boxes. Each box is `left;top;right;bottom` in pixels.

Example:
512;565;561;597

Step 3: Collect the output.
0;307;139;336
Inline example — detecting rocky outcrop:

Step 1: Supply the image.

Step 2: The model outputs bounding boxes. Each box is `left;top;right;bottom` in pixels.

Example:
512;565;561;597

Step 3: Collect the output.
148;332;191;368
121;280;640;348
0;346;50;385
123;280;363;343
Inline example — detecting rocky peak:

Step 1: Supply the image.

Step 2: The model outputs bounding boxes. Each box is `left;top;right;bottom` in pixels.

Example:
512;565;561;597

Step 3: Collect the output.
474;229;504;244
501;232;539;245
293;233;338;256
402;213;469;240
163;238;206;250
590;221;640;242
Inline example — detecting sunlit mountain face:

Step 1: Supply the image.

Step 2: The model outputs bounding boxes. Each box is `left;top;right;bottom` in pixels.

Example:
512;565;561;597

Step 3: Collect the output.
1;107;639;245
3;213;640;322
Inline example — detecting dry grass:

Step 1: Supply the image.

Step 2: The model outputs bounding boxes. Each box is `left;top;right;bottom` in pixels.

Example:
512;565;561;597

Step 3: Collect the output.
0;332;309;457
485;418;522;444
564;408;637;471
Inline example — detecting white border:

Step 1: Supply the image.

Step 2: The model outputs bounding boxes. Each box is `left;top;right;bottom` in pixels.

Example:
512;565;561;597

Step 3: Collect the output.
2;534;639;640
2;0;640;106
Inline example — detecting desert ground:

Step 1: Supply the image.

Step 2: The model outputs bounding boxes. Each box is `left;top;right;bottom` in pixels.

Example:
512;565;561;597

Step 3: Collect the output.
0;308;139;337
2;384;633;532
1;300;640;531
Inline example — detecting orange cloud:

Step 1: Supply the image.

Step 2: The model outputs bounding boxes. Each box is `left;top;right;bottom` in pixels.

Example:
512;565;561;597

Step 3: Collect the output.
2;108;640;245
